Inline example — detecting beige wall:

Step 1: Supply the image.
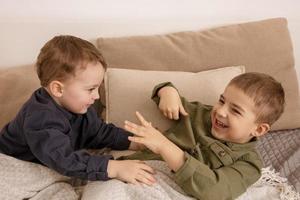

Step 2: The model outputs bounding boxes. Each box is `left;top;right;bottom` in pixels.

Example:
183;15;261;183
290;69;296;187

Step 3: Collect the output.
0;0;299;81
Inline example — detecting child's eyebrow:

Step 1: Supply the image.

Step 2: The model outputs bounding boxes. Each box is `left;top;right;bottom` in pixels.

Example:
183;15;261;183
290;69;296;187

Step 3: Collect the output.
220;95;245;113
231;103;245;113
87;84;100;88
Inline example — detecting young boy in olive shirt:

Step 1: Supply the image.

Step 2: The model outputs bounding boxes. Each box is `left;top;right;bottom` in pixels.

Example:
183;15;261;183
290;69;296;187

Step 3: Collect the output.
124;73;285;200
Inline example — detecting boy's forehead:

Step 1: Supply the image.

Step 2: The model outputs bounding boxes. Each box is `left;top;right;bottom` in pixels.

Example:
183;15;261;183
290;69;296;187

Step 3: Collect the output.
62;62;101;81
223;85;257;112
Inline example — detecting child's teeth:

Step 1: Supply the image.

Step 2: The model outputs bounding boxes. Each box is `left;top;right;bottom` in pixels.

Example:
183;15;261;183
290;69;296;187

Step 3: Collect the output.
217;120;226;128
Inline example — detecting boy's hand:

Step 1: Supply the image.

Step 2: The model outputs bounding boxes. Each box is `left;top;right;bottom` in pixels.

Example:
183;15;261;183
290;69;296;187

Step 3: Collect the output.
158;86;188;120
125;111;185;172
124;112;170;154
107;159;156;186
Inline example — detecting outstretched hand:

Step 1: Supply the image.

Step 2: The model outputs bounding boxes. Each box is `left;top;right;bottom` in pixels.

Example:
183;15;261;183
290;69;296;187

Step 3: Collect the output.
124;112;169;154
125;111;186;172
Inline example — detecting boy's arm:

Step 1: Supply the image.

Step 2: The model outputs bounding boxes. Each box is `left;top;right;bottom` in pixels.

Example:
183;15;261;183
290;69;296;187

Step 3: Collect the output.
124;112;185;171
24;110;113;181
81;107;132;150
151;82;175;105
151;82;188;120
174;152;262;200
24;109;155;184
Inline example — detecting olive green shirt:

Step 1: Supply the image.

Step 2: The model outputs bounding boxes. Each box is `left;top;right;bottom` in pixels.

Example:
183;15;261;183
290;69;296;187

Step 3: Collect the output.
123;82;262;200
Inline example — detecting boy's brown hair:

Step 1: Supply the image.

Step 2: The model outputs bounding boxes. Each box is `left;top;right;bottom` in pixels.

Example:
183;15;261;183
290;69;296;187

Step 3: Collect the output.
228;72;285;125
36;35;107;87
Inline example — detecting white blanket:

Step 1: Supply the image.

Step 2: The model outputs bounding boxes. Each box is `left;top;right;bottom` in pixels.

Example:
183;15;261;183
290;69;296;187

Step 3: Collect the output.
82;161;300;200
0;153;299;200
0;153;78;200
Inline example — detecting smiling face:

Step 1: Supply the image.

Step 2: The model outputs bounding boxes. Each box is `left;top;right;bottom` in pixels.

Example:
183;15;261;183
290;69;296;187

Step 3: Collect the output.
210;85;260;144
55;62;105;114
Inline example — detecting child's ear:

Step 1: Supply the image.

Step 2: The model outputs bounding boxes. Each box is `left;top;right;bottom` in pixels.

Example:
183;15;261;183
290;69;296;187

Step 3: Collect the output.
252;123;270;137
48;80;64;98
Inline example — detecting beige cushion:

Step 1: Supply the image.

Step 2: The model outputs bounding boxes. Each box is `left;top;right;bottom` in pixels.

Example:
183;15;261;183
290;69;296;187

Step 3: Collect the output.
97;18;300;130
0;65;40;129
105;66;244;132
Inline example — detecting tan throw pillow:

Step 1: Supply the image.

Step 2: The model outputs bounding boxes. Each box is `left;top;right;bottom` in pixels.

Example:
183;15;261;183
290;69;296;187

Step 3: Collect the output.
97;18;299;130
104;66;244;132
0;65;40;129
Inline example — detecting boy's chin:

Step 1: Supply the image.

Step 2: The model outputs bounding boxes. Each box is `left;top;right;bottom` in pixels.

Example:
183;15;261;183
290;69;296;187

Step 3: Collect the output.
78;109;88;114
211;128;228;142
211;128;221;139
72;108;88;114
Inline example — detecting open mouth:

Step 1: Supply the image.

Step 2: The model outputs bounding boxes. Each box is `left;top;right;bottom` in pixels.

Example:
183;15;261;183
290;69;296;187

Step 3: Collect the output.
214;118;229;129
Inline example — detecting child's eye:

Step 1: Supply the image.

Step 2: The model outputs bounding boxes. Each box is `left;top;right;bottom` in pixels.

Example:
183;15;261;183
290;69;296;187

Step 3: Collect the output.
232;108;241;115
219;98;225;104
88;88;95;92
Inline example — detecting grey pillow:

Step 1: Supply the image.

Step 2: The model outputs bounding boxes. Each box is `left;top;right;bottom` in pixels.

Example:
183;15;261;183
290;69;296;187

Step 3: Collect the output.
256;128;300;192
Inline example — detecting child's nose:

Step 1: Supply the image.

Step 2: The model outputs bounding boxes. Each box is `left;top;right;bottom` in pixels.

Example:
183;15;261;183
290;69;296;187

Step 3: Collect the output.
92;91;100;100
216;106;227;118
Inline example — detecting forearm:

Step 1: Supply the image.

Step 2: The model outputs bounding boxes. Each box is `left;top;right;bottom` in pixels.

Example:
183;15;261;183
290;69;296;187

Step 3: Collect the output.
159;139;185;172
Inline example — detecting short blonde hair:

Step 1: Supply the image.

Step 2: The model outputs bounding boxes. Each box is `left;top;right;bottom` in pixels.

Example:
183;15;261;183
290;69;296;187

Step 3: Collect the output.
36;35;107;87
228;72;285;125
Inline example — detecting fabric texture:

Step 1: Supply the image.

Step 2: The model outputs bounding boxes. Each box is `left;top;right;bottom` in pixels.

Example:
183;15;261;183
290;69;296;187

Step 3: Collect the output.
0;153;78;200
256;128;300;192
81;160;300;200
0;65;39;129
97;18;299;130
104;66;244;131
1;153;298;200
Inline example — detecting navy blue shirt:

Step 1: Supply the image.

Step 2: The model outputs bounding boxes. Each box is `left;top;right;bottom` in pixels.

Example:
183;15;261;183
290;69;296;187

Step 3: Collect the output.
0;88;131;181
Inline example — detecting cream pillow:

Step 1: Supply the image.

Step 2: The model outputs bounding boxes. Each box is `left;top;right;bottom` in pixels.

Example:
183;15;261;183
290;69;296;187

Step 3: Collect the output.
105;66;244;132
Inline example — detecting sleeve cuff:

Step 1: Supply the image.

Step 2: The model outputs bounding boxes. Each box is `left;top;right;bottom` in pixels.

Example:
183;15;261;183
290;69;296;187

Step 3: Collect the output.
151;82;177;104
112;130;132;150
87;154;114;181
174;152;216;186
174;152;199;184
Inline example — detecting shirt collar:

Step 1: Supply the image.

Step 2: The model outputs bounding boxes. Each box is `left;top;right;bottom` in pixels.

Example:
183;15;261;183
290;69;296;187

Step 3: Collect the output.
39;87;76;121
225;137;258;150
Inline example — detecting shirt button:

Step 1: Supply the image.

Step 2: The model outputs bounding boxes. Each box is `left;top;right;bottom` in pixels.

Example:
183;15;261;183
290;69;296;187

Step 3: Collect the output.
218;150;226;157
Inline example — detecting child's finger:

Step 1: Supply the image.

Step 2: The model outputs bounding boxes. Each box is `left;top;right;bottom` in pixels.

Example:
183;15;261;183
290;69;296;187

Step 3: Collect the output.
173;110;179;120
163;111;168;118
179;105;189;116
167;111;173;119
128;136;145;144
131;179;141;186
135;111;151;127
139;171;156;184
136;174;155;186
140;163;156;174
124;123;145;137
125;120;147;132
124;121;138;131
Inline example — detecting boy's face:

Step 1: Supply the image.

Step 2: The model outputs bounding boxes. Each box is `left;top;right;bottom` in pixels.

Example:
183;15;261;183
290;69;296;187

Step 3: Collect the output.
210;85;260;144
57;62;104;114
